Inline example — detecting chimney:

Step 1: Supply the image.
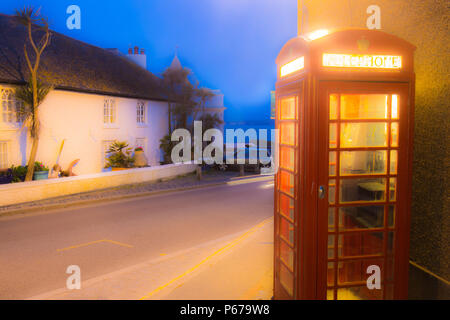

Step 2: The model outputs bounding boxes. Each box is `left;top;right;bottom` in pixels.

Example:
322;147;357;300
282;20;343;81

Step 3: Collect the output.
126;45;147;69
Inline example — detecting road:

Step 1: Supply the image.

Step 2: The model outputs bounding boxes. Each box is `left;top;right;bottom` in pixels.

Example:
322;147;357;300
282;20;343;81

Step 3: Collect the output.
0;179;274;299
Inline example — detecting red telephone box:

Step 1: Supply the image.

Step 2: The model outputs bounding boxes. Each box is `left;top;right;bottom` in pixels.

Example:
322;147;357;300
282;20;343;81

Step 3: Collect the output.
273;29;415;300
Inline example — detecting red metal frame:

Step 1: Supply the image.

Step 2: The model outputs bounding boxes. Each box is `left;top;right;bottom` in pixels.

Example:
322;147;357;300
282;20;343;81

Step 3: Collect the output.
274;29;415;300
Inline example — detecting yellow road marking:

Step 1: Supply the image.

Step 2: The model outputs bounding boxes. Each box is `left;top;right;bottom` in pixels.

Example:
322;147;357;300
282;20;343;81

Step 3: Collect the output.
409;260;450;286
57;239;133;252
139;217;273;300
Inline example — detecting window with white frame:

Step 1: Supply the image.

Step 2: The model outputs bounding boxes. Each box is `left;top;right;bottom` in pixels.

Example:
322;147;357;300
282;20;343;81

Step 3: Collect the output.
0;141;9;168
1;88;20;123
103;98;116;124
137;100;146;124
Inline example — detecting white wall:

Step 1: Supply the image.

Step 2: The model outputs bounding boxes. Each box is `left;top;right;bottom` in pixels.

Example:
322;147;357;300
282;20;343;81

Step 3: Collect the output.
0;163;197;207
0;86;169;175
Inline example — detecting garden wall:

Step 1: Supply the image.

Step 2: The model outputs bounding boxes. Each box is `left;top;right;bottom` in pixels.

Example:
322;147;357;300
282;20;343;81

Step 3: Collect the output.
0;163;197;207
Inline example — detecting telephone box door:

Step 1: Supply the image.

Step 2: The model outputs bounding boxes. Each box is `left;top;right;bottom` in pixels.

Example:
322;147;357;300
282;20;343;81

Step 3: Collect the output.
274;85;304;299
317;81;412;300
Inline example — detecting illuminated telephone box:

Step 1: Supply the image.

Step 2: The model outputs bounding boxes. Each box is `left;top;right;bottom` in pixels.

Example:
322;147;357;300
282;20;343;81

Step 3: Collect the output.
273;29;415;300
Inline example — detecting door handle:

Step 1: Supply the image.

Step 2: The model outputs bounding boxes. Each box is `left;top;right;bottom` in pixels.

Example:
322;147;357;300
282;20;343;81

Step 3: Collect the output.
318;185;326;199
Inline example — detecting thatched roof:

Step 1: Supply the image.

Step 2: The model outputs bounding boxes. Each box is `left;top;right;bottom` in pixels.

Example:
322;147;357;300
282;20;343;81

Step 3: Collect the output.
0;14;165;101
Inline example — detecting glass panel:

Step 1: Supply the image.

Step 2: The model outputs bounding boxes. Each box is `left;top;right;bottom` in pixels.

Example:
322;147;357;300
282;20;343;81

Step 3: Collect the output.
388;206;395;227
391;122;399;147
330;94;338;120
338;258;384;285
339;206;385;230
280;122;295;146
340;151;387;175
388;231;395;255
329;151;336;176
391;95;399;119
280;146;295;172
279;193;295;221
279;263;294;296
389;178;397;201
280;240;294;271
327;262;335;286
339;232;384;257
280;97;296;120
328;234;335;259
279;216;294;245
327;289;335;300
329;179;336;204
328;234;342;259
340;178;386;203
328;207;335;231
340;123;388;148
280;171;295;197
341;94;388;120
390;150;398;174
329;123;337;148
337;286;383;300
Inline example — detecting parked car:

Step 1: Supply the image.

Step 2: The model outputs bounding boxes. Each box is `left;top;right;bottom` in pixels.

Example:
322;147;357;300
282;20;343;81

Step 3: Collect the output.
217;145;272;173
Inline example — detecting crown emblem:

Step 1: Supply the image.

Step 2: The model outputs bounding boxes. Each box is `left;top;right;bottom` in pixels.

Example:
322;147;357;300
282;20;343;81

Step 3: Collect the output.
357;37;370;51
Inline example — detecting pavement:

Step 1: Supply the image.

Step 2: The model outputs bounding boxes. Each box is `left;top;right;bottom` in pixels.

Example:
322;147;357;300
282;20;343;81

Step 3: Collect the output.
0;174;275;299
29;217;274;300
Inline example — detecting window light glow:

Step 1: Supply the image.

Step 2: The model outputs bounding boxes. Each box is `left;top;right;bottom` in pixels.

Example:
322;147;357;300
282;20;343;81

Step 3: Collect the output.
323;54;402;69
281;56;305;77
392;95;399;118
305;29;329;41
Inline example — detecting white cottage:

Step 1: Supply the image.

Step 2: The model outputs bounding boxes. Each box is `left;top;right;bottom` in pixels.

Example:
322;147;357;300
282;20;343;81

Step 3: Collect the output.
0;14;169;175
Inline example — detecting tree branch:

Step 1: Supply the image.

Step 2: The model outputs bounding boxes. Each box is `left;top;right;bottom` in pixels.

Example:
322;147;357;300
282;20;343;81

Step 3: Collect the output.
23;44;33;72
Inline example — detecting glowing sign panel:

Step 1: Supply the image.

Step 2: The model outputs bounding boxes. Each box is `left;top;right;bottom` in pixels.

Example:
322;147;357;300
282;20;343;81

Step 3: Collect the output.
323;54;402;69
281;56;305;77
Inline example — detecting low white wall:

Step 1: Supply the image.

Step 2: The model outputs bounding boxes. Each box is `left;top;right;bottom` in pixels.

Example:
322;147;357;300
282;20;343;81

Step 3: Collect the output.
0;163;197;207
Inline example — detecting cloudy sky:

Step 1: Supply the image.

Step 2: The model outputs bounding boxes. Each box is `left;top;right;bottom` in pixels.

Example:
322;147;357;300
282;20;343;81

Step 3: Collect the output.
0;0;297;126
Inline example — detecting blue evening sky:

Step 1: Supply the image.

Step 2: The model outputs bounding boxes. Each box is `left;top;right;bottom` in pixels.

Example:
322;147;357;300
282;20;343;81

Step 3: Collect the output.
0;0;297;126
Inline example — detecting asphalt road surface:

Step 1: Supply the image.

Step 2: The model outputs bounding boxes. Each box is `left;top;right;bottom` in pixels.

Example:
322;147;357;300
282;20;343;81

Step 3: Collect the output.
0;179;274;299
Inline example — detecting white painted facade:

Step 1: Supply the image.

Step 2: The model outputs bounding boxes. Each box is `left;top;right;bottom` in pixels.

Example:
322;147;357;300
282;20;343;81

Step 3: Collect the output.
0;85;169;175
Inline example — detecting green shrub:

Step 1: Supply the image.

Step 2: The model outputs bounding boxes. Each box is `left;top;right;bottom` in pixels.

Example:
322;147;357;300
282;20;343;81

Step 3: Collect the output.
11;165;27;182
105;141;134;168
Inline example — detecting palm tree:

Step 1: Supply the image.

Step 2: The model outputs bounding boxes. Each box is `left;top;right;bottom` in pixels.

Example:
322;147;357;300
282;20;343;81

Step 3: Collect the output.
14;7;51;181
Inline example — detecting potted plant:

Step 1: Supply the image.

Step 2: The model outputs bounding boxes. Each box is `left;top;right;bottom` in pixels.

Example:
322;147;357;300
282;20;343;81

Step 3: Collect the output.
105;141;134;171
33;161;49;180
134;147;148;167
